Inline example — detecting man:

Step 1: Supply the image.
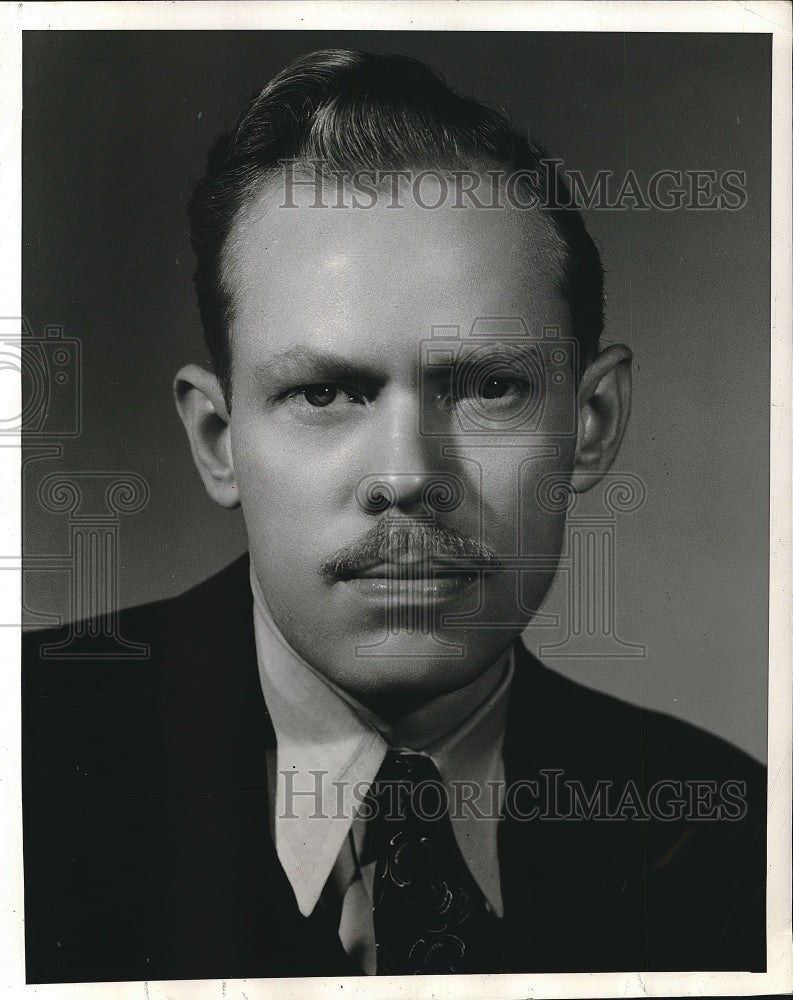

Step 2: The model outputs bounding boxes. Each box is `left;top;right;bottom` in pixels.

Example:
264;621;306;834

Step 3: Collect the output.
22;49;766;982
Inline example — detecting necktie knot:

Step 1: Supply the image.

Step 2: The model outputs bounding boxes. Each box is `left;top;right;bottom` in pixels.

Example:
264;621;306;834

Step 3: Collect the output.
368;751;445;831
375;750;438;782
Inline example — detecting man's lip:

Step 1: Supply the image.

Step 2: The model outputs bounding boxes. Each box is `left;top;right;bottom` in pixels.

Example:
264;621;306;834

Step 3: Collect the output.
336;560;483;580
339;572;481;602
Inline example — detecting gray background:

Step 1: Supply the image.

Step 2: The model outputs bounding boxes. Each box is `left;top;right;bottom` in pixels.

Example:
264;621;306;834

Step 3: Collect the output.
22;31;771;762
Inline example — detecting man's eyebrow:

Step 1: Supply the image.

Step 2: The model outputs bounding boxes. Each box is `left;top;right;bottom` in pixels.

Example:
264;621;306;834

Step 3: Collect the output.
455;341;544;363
442;340;547;374
251;346;385;385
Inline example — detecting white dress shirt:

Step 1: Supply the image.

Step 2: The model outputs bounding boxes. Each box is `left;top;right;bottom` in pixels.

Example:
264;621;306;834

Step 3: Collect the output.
250;567;513;974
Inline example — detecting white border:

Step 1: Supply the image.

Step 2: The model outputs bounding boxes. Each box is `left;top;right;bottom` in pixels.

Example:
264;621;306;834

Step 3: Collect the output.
1;3;790;999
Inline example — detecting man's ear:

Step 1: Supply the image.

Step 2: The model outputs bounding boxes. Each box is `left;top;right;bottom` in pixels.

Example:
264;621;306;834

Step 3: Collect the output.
173;365;240;509
570;344;633;494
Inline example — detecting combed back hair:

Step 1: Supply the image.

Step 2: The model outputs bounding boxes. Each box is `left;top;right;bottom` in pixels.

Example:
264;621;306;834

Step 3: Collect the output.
188;49;605;401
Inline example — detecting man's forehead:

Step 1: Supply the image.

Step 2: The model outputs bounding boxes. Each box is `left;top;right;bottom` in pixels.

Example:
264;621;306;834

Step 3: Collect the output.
225;169;565;291
221;175;570;370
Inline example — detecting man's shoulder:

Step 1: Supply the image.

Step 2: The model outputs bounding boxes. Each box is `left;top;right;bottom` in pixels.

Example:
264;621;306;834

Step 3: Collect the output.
22;553;259;791
505;645;766;973
23;552;252;667
510;642;765;786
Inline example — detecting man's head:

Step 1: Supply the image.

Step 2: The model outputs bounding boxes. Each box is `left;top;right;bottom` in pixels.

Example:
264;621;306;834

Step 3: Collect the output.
176;49;631;714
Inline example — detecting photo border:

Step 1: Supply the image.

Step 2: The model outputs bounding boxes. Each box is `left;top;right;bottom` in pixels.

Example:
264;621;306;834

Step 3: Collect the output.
2;3;790;998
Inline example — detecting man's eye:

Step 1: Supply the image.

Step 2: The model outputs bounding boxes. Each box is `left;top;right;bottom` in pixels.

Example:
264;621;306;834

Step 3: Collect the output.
454;374;529;404
303;385;338;407
477;377;516;400
290;384;365;407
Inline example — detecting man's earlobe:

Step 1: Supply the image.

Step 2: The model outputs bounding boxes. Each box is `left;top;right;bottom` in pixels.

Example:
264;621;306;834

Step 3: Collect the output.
174;365;240;509
570;344;633;494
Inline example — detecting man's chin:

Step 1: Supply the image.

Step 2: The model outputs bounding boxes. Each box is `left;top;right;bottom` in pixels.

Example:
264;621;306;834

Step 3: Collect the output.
312;633;509;710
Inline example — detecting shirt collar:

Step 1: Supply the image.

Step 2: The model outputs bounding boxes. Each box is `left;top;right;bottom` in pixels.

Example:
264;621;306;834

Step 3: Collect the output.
250;566;513;917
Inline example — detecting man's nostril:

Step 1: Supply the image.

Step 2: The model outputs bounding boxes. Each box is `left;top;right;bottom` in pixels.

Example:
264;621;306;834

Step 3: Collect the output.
355;473;465;515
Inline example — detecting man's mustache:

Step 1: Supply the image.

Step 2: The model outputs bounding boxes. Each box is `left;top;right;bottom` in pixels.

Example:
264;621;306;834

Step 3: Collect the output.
319;519;502;580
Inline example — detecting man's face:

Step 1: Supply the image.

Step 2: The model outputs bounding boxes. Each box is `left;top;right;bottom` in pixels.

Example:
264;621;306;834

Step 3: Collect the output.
225;178;577;708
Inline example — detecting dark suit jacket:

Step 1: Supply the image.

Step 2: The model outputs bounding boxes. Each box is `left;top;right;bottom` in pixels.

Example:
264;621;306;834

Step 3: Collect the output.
22;555;767;983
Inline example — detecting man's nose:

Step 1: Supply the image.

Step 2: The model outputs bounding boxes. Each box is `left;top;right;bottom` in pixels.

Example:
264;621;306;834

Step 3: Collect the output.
356;470;464;517
356;400;464;517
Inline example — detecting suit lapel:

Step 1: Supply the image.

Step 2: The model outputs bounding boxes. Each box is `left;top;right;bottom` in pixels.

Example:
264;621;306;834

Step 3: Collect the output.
498;644;652;972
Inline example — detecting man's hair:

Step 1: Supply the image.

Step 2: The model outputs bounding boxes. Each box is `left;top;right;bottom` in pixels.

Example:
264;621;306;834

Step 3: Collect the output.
188;49;605;401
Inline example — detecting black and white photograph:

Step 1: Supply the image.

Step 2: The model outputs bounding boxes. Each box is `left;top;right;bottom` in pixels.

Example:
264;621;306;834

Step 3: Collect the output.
4;2;791;998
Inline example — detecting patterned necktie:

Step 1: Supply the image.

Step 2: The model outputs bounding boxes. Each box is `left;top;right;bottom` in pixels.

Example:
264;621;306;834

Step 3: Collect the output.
366;750;504;974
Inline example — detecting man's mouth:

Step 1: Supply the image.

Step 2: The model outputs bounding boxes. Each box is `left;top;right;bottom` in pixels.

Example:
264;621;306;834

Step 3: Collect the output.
319;520;502;602
334;559;487;603
340;570;480;601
